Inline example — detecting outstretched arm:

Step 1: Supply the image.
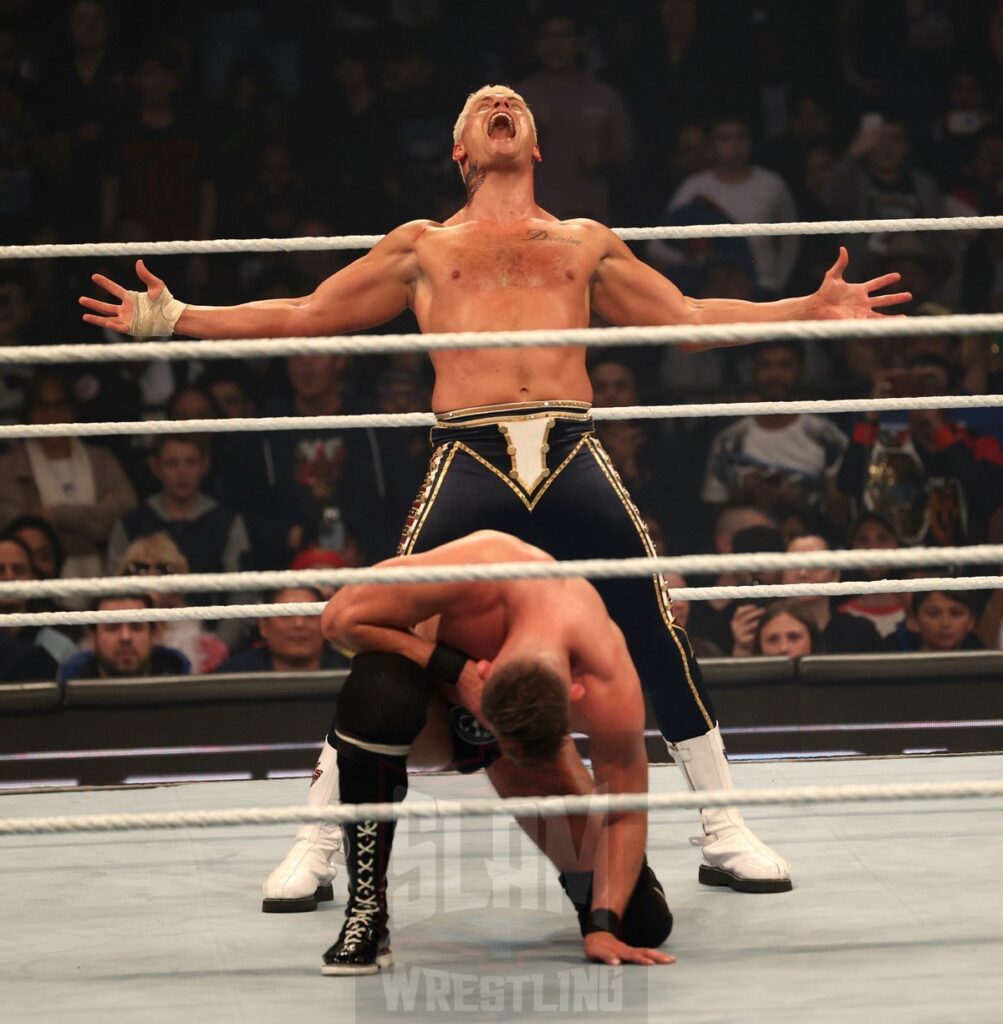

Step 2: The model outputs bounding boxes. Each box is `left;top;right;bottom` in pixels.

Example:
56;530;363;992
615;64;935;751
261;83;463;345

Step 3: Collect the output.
590;228;910;351
79;221;429;339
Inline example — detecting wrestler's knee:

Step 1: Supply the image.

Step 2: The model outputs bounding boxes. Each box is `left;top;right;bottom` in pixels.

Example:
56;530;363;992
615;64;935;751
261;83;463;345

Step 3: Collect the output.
621;859;673;948
336;651;435;747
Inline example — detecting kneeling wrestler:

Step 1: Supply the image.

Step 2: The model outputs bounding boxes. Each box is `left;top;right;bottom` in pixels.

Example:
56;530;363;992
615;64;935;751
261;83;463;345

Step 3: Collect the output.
318;530;674;974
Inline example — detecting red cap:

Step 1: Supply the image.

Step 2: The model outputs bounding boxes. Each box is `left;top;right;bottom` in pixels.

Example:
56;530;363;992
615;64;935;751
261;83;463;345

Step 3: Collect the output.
289;548;346;571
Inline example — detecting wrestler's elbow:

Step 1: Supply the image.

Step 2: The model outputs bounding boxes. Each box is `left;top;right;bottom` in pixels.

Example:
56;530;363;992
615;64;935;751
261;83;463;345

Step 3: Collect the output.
290;294;343;336
674;295;706;331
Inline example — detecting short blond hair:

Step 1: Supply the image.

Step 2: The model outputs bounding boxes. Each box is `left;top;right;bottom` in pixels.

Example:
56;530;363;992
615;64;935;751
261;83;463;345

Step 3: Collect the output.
452;84;537;144
117;531;190;576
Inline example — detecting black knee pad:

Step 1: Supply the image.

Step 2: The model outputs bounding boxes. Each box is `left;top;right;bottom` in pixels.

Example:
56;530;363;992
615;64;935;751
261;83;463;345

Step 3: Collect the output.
335;651;435;747
622;859;673;948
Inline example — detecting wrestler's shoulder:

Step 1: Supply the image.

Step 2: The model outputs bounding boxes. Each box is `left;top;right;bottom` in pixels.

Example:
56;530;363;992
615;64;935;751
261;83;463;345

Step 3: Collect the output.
384;218;489;252
557;217;617;238
554;217;621;252
382;219;443;247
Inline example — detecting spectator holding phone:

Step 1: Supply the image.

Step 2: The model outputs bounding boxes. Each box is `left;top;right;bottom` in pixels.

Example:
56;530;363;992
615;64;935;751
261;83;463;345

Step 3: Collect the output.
686;524;786;657
825;112;955;297
752;600;820;658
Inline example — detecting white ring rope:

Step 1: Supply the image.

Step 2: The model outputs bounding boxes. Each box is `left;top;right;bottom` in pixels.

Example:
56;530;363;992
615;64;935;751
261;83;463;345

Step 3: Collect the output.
7;392;1003;440
2;214;1002;260
3;546;1001;603
2;780;1002;837
3;575;1002;628
4;313;1003;366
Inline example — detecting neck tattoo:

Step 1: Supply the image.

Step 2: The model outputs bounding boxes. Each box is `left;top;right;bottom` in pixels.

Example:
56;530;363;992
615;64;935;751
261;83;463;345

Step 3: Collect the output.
464;162;486;200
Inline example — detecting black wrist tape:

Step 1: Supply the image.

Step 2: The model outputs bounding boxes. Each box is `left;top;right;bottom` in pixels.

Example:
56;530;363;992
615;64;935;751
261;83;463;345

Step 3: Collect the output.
427;643;469;687
583;908;622;937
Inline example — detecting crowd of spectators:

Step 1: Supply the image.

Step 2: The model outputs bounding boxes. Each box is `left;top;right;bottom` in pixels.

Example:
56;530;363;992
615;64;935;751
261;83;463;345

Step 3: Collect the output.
4;0;1003;680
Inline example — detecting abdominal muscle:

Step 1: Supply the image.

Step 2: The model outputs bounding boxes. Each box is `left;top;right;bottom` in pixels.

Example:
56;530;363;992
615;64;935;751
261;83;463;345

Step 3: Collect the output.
413;269;596;412
429;346;592;410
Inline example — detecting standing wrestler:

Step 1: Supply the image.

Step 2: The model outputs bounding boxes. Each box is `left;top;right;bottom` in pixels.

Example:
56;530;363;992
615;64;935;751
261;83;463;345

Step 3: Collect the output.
80;86;910;909
319;529;673;972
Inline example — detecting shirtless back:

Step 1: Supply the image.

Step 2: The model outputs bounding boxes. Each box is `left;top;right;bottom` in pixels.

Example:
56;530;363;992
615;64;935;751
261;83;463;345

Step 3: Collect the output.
321;529;671;970
322;529;644;740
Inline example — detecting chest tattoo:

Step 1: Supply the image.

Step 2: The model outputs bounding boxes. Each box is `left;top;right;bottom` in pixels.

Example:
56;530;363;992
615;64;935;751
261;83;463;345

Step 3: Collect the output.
525;228;582;246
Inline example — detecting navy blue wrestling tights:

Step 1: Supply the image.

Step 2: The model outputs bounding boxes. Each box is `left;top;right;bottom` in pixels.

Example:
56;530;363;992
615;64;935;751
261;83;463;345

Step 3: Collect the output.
397;409;716;743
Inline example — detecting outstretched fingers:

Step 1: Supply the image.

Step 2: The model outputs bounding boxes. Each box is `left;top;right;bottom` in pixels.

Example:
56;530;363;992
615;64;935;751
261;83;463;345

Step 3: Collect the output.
135;259;164;294
869;290;912;308
90;273;127;299
608;947;675;967
80;312;128;332
586;933;676;966
78;296;120;316
636;948;675;966
863;272;902;292
826;246;849;278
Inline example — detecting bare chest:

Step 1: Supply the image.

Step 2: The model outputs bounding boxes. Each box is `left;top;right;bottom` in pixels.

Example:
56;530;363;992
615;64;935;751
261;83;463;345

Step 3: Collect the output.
419;228;595;292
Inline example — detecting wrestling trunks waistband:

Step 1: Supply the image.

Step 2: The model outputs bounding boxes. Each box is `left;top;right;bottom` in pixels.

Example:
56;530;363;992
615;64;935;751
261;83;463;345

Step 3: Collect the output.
432;401;594;494
434;399;593;427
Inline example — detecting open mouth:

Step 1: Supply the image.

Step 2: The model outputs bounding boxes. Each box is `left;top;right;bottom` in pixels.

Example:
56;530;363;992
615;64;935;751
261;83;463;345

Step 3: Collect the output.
487;111;516;139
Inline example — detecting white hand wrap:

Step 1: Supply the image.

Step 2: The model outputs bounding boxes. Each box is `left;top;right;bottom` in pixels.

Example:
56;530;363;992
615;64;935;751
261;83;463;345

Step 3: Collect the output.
127;286;187;338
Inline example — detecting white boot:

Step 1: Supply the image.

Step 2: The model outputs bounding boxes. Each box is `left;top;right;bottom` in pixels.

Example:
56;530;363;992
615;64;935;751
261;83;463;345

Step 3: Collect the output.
667;725;792;893
262;740;345;912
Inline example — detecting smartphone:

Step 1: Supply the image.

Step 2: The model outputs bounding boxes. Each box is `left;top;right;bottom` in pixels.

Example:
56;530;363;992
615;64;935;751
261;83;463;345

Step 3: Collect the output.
744;577;768;609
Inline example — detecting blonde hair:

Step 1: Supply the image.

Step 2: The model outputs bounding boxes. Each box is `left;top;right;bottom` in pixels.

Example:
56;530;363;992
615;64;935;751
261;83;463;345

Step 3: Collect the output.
116;531;190;575
452;84;537;144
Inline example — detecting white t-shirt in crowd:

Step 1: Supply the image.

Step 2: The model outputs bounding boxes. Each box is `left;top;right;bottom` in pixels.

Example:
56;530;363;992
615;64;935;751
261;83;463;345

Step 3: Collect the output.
666;167;800;293
702;414;848;507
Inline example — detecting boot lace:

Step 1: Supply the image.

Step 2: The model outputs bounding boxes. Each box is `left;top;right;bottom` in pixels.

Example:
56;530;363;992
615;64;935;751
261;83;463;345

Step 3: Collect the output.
341;822;380;948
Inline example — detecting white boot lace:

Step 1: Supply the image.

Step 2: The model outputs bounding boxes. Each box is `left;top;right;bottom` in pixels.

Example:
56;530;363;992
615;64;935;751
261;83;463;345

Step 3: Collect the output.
342;822;380;947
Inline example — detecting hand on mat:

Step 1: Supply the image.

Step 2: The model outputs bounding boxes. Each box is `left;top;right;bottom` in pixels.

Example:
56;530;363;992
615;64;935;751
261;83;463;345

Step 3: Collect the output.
584;931;675;966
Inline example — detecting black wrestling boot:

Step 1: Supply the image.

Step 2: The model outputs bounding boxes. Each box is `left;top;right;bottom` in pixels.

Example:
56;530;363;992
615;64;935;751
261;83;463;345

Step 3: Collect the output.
624;860;672;946
321;820;395;976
